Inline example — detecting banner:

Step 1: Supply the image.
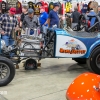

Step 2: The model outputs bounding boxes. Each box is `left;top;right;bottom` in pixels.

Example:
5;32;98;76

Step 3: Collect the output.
34;5;40;15
7;0;17;7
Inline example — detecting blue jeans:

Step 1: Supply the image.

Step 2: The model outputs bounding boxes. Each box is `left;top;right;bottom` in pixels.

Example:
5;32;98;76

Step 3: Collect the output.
1;35;15;46
42;25;48;34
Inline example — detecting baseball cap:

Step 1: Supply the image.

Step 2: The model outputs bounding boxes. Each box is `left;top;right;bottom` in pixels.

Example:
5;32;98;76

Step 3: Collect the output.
9;7;16;15
40;6;45;10
53;3;60;7
28;8;34;14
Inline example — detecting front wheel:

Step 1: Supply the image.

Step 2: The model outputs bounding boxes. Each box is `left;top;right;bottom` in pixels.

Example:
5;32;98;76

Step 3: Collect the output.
87;48;100;74
0;57;15;86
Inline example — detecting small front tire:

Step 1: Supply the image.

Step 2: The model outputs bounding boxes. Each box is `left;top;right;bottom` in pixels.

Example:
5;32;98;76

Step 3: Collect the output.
0;57;15;86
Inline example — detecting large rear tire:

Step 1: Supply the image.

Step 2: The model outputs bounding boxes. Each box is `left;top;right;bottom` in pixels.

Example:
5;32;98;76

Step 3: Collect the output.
87;48;100;74
0;57;15;86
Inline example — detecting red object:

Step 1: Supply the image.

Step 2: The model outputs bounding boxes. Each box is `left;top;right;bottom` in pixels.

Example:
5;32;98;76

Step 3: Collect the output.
61;3;65;15
44;2;48;13
88;21;90;27
40;6;45;10
0;0;2;2
66;72;100;100
40;1;45;6
38;0;48;13
37;0;48;13
77;3;81;13
16;1;22;14
9;7;16;15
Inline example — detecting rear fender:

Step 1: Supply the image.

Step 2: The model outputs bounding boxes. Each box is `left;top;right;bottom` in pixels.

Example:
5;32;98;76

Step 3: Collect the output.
87;40;100;58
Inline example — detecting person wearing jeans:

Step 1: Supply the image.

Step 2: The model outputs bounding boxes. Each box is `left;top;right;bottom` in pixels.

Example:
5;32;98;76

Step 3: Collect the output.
22;8;40;34
0;7;19;46
39;6;48;34
1;35;14;46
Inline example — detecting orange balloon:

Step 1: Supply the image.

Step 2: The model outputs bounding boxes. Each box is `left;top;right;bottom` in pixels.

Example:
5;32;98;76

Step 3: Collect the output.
66;72;100;100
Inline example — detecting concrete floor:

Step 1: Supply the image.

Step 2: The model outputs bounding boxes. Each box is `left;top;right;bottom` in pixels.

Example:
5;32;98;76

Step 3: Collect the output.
0;58;90;100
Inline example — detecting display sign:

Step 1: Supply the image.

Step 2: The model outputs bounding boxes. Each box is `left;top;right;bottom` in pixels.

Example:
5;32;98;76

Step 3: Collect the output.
34;5;40;15
55;35;87;57
1;1;6;13
28;1;35;9
7;0;17;7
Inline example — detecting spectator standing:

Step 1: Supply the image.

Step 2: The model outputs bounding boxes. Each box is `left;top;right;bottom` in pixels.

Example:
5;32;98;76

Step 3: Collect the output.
71;6;80;29
39;6;48;34
20;5;28;27
0;7;19;46
45;3;60;28
22;8;40;34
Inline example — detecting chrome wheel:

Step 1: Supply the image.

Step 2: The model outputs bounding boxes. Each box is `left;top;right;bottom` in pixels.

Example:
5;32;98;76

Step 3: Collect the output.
0;63;10;82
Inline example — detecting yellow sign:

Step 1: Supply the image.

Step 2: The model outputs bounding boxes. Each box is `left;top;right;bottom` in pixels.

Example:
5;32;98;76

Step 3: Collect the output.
50;5;54;9
18;3;20;8
34;6;40;15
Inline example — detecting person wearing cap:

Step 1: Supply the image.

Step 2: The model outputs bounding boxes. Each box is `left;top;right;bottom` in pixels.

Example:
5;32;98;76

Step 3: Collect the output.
22;8;40;31
39;6;48;34
98;5;100;17
0;7;19;46
20;5;28;27
44;3;60;28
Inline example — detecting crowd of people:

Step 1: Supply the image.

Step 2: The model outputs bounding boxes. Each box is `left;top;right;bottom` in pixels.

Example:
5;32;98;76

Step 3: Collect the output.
67;4;100;30
0;1;100;48
0;2;61;48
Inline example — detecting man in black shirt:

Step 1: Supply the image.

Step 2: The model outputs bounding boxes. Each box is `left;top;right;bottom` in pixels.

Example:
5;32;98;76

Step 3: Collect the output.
71;6;80;29
20;5;28;27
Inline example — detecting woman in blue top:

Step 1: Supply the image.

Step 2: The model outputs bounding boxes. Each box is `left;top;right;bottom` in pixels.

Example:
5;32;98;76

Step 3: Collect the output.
44;3;60;28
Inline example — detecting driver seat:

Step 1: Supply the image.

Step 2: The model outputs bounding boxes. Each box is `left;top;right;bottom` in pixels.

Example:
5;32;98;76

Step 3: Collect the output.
86;15;100;32
74;14;99;32
84;15;99;32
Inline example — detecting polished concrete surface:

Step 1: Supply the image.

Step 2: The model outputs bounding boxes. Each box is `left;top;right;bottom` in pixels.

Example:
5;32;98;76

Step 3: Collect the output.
0;58;89;100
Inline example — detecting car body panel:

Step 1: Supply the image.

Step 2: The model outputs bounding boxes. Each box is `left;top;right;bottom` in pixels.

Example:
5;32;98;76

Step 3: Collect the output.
66;72;100;100
50;28;100;58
